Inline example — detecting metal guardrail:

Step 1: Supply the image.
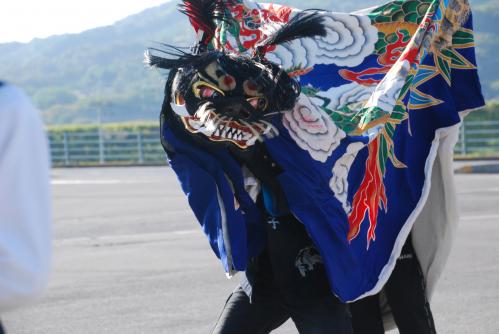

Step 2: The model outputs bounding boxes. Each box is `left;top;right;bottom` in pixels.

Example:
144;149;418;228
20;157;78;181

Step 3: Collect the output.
48;128;166;166
47;120;499;166
455;120;499;155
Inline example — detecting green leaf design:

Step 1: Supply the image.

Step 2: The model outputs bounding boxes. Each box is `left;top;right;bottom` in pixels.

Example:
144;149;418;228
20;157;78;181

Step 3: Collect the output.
440;49;464;67
359;106;390;129
435;55;451;85
441;48;476;69
378;135;388;175
330;107;362;134
452;29;474;47
389;104;407;121
301;86;320;97
398;73;415;100
385;122;395;138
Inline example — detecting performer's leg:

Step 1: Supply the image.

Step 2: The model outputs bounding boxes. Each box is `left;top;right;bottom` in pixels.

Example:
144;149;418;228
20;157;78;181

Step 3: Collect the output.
349;294;384;334
287;297;353;334
385;239;437;334
211;286;289;334
263;215;353;333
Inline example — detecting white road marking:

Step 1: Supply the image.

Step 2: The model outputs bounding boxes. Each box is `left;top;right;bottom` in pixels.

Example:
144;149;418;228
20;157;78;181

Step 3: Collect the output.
55;229;200;246
461;214;499;221
458;188;499;194
52;179;123;185
51;179;155;185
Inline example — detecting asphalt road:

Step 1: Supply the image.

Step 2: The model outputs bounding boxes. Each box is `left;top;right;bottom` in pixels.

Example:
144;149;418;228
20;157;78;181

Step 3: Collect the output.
3;167;499;334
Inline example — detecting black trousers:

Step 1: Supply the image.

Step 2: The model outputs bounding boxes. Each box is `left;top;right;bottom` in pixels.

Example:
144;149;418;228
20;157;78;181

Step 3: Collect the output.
212;286;352;334
0;320;5;334
350;239;437;334
212;214;352;333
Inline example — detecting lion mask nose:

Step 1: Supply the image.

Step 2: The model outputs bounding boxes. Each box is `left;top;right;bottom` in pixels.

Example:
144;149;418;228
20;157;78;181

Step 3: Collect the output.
215;99;255;121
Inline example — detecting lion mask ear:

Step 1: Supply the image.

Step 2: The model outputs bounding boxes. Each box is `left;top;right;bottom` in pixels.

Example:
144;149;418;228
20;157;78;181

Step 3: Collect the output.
144;45;202;70
254;11;327;58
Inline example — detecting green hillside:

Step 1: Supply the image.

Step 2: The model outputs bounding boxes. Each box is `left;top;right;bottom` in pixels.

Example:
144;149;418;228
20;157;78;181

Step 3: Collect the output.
0;0;496;125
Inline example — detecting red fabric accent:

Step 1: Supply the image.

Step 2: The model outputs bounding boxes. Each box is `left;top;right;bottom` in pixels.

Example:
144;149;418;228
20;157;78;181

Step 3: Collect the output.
347;138;387;248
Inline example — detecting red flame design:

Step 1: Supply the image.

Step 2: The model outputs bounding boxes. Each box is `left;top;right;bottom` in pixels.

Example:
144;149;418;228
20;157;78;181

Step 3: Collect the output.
347;137;387;248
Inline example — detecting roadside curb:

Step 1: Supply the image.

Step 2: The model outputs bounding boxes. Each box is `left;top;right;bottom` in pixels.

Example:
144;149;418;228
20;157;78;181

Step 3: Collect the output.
455;163;499;174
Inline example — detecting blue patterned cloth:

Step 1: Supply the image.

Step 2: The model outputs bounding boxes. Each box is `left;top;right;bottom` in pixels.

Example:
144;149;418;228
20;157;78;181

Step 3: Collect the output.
162;0;485;301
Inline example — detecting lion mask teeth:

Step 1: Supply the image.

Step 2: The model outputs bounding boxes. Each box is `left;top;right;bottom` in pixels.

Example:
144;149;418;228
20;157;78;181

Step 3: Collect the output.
181;109;264;149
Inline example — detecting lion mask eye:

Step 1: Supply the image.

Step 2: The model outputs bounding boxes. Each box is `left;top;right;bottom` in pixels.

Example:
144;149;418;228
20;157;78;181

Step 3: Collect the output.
200;87;219;98
192;81;225;99
247;96;268;111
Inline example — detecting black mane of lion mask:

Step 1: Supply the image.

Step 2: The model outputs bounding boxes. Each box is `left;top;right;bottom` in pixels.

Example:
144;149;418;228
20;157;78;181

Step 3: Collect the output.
146;0;326;150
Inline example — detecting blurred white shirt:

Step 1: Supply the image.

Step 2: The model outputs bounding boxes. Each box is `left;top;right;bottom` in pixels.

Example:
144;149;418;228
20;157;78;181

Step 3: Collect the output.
0;83;51;312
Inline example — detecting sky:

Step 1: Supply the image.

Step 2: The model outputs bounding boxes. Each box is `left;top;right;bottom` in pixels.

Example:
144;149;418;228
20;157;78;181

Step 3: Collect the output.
0;0;170;43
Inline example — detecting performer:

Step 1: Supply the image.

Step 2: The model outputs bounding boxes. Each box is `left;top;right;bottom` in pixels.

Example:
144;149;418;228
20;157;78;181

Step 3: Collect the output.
0;82;52;332
146;0;484;332
351;236;437;334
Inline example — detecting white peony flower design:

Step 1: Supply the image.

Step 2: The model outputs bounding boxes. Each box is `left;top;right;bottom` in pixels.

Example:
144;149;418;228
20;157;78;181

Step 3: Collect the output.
329;142;365;213
283;95;346;162
266;12;378;68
